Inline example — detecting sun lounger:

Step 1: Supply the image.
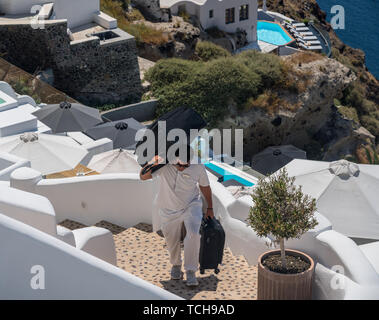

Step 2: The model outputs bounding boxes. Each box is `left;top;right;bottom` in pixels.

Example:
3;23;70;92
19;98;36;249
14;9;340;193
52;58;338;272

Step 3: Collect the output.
297;38;321;45
300;32;314;36
301;36;318;40
299;43;323;51
291;30;314;36
296;31;314;36
292;22;306;27
295;27;310;32
303;41;321;45
294;34;318;41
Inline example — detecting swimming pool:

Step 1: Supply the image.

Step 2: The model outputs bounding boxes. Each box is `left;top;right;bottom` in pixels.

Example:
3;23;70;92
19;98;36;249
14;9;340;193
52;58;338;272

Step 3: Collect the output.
204;162;255;187
257;21;295;46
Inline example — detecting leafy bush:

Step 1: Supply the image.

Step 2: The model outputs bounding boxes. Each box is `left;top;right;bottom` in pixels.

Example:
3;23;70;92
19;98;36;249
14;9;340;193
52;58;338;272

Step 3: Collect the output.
247;168;318;268
146;56;264;124
338;106;360;123
146;58;198;89
236;51;285;89
361;113;379;138
342;82;379;141
145;51;289;124
194;41;230;62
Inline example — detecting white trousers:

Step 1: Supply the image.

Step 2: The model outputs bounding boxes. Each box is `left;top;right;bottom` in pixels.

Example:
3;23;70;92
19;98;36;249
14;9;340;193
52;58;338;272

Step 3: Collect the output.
159;202;203;272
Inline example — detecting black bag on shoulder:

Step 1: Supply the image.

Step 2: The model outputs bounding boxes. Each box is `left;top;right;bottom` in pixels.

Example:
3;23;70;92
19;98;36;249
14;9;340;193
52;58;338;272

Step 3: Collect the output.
199;217;225;275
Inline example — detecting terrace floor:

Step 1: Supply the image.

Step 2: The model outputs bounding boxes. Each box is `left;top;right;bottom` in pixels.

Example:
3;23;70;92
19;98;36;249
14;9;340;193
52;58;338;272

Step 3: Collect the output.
60;219;258;300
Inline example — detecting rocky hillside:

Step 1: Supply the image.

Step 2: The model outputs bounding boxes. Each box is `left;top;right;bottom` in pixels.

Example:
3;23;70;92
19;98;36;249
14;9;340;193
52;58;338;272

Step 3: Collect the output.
260;0;379;160
220;53;376;163
145;49;377;163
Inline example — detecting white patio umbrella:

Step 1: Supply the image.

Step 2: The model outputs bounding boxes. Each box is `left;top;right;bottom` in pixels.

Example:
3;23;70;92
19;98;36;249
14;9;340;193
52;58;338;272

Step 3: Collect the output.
0;132;88;175
251;145;306;175
87;148;140;174
284;159;379;240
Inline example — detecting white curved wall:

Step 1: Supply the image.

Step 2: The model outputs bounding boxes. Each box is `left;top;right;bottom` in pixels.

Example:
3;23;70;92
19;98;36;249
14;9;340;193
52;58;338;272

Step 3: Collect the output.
0;213;180;299
11;168;157;227
0;185;57;236
0;153;30;181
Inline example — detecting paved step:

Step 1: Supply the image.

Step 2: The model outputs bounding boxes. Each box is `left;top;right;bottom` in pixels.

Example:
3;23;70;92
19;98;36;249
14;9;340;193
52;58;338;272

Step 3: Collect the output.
59;219;257;300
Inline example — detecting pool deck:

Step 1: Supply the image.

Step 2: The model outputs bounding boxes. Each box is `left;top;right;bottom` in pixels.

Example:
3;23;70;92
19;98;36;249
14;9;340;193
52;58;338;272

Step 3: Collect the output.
236;40;278;53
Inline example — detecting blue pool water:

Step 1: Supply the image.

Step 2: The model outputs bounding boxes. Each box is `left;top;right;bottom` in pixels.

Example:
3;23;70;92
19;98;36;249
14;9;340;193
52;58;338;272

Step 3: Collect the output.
204;162;255;187
257;21;294;46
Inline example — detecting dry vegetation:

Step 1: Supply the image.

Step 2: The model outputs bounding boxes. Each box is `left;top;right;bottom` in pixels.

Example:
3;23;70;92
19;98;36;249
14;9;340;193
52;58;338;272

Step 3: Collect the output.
100;0;170;45
285;51;324;66
244;90;299;115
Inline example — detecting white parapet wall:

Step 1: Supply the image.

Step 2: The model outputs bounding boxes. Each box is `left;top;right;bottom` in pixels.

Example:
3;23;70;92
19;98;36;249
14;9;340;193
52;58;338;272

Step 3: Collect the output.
0;213;181;299
10;167;157;227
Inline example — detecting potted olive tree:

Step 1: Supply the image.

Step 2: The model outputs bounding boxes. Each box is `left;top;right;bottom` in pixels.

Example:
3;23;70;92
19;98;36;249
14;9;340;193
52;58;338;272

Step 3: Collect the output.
247;168;318;300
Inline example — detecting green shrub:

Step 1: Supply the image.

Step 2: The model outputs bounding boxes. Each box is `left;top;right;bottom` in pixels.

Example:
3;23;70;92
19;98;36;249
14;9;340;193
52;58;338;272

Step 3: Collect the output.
338;106;360;123
146;51;293;124
343;85;364;110
194;41;230;62
146;56;262;123
361;113;379;138
236;51;286;88
145;58;198;89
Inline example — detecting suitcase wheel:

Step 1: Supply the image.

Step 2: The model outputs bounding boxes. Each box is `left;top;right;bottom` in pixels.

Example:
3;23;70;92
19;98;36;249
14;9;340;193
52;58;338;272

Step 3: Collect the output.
200;269;205;275
214;268;220;274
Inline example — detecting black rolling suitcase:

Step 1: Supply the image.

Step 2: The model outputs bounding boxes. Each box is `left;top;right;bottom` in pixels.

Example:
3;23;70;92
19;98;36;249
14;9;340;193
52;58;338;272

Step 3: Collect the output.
199;217;226;275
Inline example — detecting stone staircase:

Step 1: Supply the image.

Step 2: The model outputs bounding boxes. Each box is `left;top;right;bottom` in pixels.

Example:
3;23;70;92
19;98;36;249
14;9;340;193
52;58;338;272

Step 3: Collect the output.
59;219;258;300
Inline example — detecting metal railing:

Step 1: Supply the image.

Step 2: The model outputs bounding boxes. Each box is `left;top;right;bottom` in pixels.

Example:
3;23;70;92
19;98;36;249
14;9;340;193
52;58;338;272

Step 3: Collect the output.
309;22;332;57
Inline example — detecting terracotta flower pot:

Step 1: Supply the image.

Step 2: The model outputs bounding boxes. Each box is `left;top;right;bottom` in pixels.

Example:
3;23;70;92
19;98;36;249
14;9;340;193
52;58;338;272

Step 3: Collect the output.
258;249;314;300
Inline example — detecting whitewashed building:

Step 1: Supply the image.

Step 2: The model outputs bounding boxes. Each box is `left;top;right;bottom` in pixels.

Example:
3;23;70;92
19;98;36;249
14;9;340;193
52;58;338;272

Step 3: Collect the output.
0;0;114;29
160;0;258;42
